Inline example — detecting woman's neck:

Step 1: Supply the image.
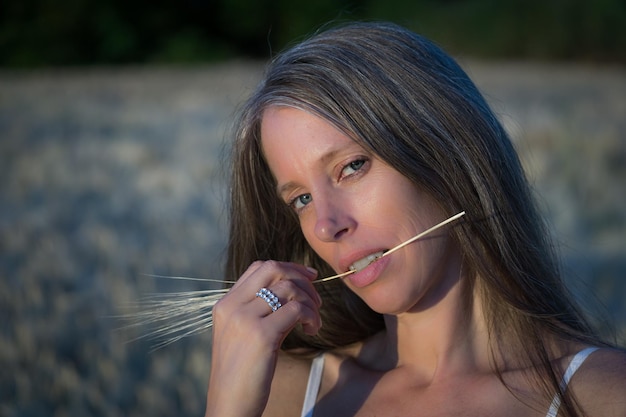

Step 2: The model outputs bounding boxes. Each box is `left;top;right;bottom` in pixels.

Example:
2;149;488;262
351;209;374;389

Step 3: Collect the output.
356;270;494;382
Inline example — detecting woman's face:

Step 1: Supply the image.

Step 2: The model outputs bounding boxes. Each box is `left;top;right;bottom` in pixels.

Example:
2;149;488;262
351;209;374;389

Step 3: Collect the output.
260;106;461;314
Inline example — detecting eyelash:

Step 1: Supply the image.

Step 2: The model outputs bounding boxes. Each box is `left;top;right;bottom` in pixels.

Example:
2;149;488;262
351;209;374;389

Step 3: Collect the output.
287;157;370;213
341;159;366;177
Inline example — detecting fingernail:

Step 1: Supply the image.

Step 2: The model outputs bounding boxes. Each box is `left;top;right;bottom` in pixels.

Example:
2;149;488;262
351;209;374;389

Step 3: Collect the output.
306;266;318;276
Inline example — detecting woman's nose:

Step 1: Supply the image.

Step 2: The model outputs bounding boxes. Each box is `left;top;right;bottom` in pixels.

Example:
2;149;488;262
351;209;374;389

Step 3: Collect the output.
313;196;355;242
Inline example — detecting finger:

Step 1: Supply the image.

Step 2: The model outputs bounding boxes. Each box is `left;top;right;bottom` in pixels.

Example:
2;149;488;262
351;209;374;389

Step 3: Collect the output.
225;261;321;321
253;287;283;315
230;260;267;290
235;260;315;298
282;272;322;307
242;260;315;281
265;298;322;336
253;279;319;318
286;262;318;280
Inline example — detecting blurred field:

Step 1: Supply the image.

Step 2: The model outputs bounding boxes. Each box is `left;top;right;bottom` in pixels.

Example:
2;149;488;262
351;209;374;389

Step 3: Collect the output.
1;61;625;416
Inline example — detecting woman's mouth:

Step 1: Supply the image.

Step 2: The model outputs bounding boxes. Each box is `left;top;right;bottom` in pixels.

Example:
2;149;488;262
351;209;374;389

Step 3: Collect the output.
349;251;385;272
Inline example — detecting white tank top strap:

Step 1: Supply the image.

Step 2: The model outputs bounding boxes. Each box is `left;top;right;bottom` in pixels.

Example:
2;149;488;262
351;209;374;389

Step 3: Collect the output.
545;347;599;417
301;354;325;417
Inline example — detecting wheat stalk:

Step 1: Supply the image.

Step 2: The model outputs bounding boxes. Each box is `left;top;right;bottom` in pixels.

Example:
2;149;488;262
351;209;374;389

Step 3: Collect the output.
124;211;465;348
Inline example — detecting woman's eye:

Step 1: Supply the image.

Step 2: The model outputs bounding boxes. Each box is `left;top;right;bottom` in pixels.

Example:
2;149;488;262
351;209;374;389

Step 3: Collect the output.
291;193;312;210
341;159;366;178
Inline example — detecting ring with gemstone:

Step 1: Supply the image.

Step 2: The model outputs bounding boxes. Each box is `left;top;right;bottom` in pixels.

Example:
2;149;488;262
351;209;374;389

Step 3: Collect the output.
255;287;282;312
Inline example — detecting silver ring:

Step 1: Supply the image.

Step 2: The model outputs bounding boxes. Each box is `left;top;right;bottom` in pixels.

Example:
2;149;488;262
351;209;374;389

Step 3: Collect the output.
256;287;282;312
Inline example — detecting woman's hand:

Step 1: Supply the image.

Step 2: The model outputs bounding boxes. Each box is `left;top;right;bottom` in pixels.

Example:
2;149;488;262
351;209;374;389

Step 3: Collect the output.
204;260;321;417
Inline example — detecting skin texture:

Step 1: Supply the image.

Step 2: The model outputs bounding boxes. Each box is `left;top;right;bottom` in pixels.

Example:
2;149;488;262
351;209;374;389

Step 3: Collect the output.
205;106;626;417
206;260;321;417
261;106;460;316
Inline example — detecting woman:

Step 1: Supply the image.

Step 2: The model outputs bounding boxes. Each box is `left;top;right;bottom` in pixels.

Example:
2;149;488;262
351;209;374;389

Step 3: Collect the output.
205;22;625;416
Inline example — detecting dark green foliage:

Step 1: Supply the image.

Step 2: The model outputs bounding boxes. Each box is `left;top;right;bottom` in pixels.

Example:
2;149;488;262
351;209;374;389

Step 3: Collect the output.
0;0;623;67
374;0;626;62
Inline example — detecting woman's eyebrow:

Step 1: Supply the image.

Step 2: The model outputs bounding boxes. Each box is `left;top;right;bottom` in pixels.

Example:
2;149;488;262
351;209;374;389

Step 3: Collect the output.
275;147;345;198
277;181;299;199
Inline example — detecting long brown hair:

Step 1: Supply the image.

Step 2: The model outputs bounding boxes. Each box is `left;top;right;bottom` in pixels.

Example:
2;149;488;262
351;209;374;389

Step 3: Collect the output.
225;22;610;416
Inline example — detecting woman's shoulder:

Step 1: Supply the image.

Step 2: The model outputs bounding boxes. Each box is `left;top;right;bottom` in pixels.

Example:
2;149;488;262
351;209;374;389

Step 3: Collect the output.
570;347;626;415
262;350;320;416
262;343;365;416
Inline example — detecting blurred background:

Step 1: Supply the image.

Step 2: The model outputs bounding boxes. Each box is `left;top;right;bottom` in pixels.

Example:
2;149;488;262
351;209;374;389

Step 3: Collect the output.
1;0;625;416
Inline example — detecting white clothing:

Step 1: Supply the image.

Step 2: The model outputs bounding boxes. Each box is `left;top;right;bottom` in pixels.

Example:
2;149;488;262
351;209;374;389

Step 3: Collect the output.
300;347;599;417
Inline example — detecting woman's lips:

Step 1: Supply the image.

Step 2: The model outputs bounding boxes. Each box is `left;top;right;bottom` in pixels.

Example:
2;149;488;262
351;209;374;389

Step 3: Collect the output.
349;251;385;272
346;253;389;288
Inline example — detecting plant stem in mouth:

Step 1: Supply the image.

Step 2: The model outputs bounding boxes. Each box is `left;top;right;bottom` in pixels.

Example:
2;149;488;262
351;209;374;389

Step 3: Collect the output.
312;211;465;284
